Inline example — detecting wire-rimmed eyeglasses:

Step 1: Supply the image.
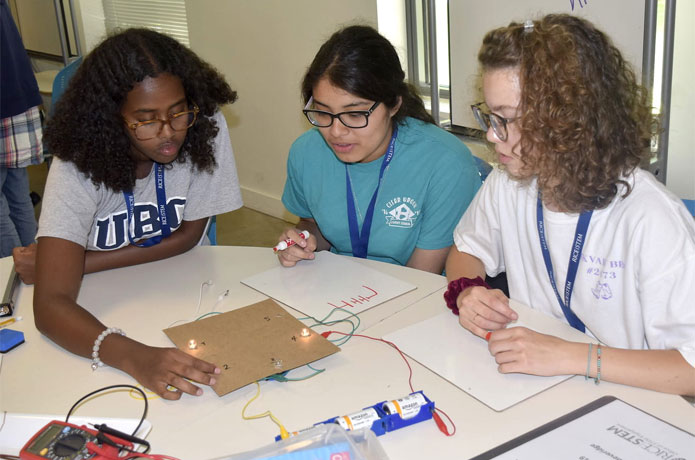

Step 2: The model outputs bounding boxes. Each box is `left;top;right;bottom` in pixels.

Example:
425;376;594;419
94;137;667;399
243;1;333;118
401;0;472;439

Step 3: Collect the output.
303;97;380;128
125;104;199;141
471;102;519;142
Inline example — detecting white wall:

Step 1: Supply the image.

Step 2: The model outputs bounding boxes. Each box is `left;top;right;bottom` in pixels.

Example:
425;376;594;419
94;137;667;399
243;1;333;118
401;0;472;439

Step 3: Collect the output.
186;0;378;221
377;0;408;74
666;0;695;200
73;0;106;53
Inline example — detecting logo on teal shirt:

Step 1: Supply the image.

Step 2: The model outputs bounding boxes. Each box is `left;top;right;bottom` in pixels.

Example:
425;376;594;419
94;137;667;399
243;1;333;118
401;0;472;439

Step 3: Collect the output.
383;196;419;228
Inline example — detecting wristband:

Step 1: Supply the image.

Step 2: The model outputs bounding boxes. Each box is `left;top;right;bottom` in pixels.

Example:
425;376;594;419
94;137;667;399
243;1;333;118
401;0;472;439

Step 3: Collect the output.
91;327;125;371
593;344;602;385
443;276;491;315
585;343;593;380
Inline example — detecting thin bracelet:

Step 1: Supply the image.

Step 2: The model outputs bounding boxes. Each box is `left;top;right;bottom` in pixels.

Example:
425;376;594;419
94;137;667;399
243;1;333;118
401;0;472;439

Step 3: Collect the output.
594;344;602;385
91;327;125;371
585;343;593;380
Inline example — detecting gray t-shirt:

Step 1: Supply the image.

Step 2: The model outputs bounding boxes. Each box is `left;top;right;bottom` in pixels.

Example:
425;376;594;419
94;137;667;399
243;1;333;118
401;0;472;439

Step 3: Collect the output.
37;111;243;250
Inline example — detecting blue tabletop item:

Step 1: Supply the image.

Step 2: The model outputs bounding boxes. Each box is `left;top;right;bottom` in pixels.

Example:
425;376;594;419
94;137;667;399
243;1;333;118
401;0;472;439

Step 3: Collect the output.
0;328;25;353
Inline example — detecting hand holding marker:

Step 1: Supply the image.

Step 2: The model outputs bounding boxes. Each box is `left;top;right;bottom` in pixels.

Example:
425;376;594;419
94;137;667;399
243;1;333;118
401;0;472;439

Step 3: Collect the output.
273;230;310;252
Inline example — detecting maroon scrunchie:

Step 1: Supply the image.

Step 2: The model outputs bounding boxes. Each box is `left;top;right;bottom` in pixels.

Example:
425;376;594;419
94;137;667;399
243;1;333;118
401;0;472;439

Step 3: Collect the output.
443;276;491;315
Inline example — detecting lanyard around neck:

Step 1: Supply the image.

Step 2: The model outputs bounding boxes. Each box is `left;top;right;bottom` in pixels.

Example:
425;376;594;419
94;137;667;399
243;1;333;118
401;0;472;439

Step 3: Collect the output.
345;127;398;258
536;193;592;332
122;162;171;247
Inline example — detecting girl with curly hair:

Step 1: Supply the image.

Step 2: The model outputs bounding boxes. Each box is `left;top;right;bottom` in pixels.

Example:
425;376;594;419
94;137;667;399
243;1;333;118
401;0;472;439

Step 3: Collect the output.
12;28;243;399
445;15;695;395
277;25;481;274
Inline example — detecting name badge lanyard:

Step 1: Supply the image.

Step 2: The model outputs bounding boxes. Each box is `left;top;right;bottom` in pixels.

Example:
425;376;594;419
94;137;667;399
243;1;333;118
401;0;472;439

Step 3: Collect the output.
122;162;171;247
536;193;592;332
345;127;398;258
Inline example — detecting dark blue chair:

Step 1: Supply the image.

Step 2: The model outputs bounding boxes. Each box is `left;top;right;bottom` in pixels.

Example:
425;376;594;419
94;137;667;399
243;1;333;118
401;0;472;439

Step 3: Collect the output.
473;155;493;182
50;57;82;116
683;199;695;218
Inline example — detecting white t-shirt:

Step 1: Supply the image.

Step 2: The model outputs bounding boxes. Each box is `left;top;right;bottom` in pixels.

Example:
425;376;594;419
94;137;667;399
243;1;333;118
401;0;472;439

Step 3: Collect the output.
454;168;695;367
38;112;243;250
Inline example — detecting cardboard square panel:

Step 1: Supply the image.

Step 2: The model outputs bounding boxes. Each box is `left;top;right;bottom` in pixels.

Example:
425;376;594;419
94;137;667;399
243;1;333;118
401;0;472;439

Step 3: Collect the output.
164;299;340;396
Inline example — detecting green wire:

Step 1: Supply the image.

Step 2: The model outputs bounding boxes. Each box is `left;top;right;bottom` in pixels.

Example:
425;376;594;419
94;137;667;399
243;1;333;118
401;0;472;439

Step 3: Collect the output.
266;364;326;382
298;308;361;345
195;311;222;321
197;308;355;382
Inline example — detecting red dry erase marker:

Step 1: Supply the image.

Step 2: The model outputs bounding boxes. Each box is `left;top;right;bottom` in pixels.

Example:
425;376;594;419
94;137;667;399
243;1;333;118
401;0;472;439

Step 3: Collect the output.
273;230;310;252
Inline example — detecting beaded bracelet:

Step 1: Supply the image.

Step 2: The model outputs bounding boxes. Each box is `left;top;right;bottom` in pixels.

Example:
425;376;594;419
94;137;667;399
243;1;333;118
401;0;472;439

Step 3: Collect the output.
443;276;491;315
91;327;125;371
585;343;593;380
594;344;602;385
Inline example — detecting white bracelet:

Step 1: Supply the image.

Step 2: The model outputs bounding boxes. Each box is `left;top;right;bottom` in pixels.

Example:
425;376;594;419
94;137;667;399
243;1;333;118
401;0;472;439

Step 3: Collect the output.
91;327;125;371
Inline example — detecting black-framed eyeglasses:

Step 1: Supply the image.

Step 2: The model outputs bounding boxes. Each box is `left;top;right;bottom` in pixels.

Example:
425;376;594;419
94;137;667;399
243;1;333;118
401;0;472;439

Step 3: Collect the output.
125;103;199;141
303;97;381;128
471;102;519;142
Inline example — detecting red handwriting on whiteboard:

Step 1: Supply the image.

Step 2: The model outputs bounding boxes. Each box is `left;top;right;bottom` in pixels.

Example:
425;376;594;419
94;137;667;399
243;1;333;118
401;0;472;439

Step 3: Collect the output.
327;286;378;309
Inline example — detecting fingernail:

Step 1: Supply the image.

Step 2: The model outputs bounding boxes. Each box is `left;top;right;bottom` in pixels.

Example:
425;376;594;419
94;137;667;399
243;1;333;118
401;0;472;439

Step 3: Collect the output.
485;331;492;341
209;377;217;385
196;389;203;396
214;367;221;374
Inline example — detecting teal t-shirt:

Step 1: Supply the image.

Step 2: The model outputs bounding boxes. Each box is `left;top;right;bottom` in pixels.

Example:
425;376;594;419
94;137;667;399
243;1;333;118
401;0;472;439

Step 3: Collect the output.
282;117;481;266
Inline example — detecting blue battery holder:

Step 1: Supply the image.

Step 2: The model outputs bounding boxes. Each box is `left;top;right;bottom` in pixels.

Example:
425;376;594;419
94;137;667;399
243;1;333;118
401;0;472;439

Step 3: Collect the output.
276;390;434;441
376;390;434;434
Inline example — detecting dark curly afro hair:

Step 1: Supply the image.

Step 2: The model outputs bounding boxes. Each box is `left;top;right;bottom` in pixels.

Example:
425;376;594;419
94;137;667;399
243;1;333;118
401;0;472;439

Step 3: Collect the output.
44;28;237;193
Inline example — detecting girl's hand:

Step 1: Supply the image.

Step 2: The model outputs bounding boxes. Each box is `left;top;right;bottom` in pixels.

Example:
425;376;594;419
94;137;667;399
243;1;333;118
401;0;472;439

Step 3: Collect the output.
487;327;578;376
457;286;517;338
276;227;318;267
125;345;221;400
12;243;37;284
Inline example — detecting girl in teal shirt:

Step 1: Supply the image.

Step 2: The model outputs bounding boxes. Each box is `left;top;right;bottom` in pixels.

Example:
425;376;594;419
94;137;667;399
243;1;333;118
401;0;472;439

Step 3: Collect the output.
278;25;481;274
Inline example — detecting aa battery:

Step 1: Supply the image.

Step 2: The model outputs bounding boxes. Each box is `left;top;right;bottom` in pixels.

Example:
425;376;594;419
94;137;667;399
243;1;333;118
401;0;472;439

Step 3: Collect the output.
335;407;380;431
382;393;427;420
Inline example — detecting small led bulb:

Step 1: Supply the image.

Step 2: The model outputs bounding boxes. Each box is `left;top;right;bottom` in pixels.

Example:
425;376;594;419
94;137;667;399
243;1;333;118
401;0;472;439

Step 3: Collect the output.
188;339;198;350
300;328;311;337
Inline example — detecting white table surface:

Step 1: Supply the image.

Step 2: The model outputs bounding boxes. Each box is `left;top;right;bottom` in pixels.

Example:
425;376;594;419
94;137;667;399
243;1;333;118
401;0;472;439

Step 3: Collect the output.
0;247;692;459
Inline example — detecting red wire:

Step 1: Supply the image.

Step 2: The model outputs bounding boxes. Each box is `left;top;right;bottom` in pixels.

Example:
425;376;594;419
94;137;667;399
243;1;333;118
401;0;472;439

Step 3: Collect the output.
326;331;415;392
433;407;457;436
323;330;456;436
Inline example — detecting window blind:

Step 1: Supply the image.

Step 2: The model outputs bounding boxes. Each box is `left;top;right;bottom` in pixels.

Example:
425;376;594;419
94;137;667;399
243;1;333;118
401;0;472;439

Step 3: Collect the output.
102;0;189;46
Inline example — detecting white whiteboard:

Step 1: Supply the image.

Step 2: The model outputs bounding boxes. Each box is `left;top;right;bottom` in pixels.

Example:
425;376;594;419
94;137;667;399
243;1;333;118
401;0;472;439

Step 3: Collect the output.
383;299;594;412
666;0;695;200
240;251;416;319
449;0;646;129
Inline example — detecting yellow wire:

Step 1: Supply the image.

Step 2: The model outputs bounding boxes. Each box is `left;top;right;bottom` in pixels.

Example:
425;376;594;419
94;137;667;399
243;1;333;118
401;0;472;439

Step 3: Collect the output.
241;381;290;439
129;385;159;400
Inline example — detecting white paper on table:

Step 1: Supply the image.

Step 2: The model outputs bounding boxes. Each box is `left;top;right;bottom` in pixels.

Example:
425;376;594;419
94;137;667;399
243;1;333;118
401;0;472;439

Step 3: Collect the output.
485;398;695;459
0;413;152;455
383;299;594;411
240;251;416;319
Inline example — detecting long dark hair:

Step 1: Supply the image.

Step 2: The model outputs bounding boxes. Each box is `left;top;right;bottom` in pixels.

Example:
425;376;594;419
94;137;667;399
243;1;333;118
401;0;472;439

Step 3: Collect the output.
44;28;237;192
301;25;434;126
478;15;655;212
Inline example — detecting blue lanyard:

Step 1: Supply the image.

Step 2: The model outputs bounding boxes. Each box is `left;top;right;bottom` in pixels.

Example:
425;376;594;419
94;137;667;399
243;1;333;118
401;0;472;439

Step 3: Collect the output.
536;193;592;332
345;127;398;258
122;163;171;247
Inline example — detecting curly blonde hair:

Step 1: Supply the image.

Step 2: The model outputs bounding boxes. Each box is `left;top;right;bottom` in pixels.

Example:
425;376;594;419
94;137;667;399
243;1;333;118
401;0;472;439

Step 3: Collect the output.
478;14;655;212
